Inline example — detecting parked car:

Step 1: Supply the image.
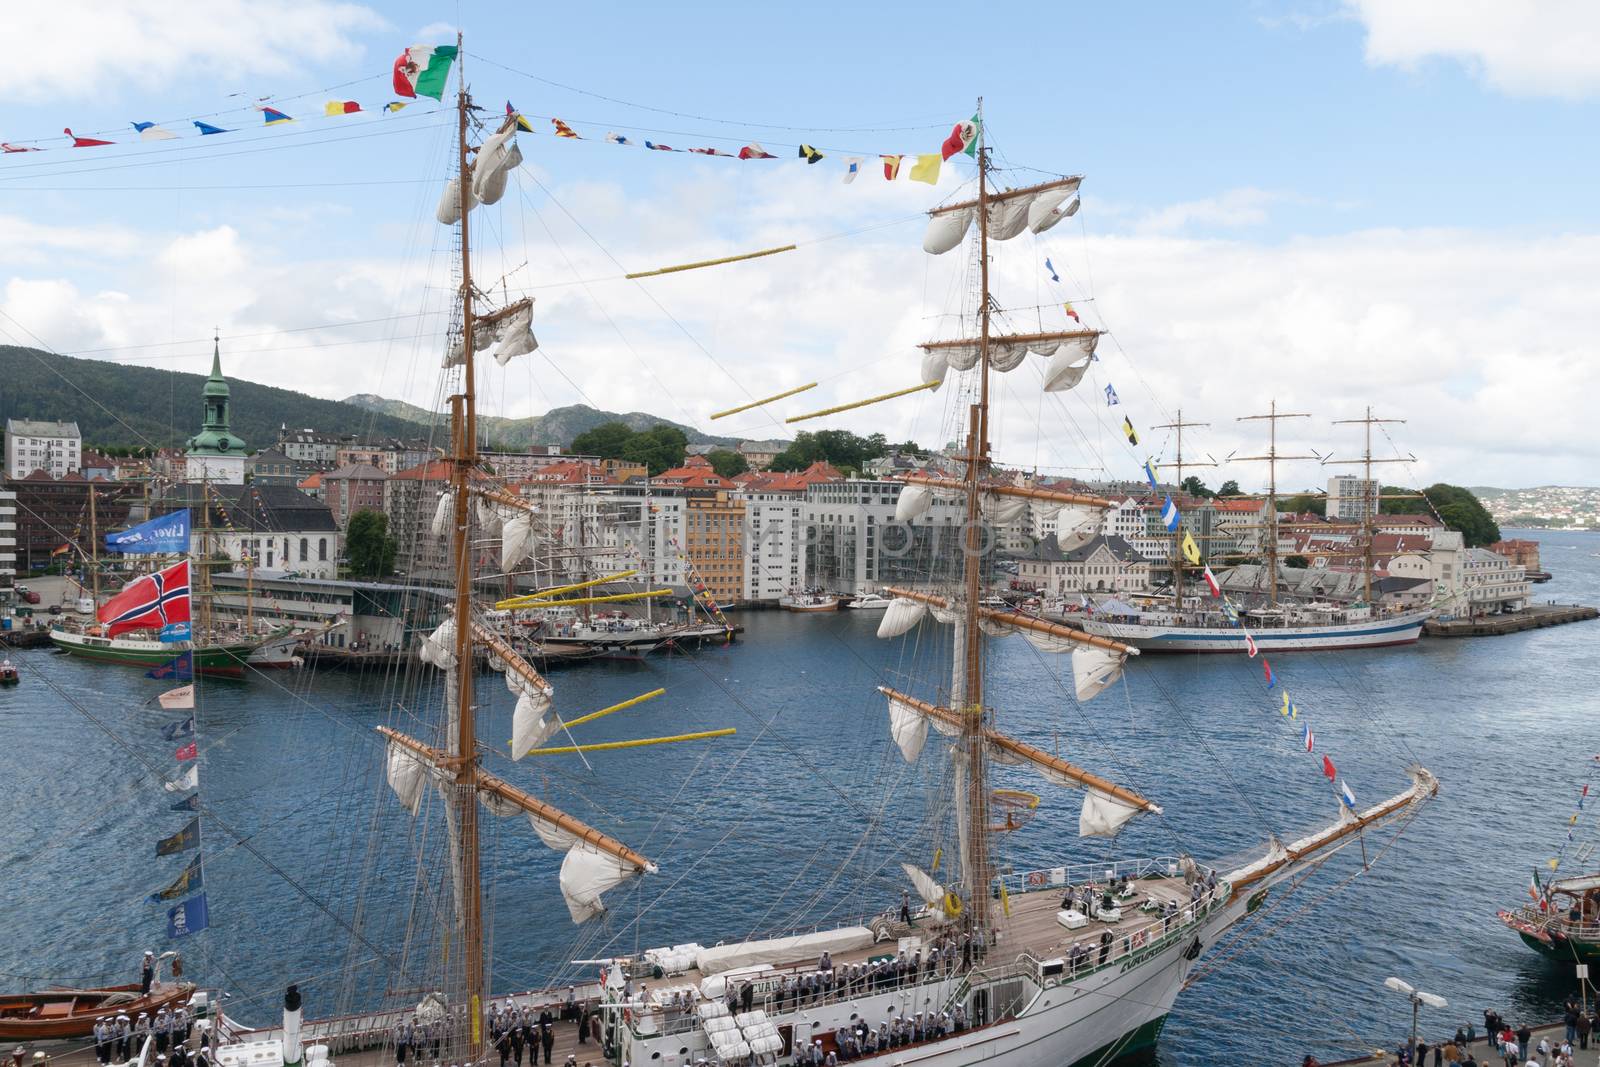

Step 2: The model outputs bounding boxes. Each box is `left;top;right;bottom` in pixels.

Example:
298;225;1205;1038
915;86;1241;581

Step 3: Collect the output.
23;591;41;605
47;604;62;615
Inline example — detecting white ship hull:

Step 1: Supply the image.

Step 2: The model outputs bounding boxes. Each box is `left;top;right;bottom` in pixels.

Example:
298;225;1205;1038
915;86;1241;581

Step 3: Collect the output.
1079;607;1431;652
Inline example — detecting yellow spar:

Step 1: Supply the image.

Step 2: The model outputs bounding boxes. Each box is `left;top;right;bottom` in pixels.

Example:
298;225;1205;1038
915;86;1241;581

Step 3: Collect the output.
626;244;796;280
508;689;667;749
522;728;737;756
786;380;942;424
496;570;638;609
498;589;673;610
710;382;817;420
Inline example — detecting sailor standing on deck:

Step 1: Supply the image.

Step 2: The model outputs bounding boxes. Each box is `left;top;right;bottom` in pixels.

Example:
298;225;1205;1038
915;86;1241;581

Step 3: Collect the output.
115;1015;131;1061
133;1013;152;1055
93;1019;110;1065
140;953;156;997
393;1019;410;1065
154;1007;171;1055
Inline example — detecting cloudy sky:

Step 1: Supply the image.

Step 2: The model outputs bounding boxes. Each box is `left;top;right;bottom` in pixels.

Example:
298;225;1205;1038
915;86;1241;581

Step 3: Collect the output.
1;1;1596;490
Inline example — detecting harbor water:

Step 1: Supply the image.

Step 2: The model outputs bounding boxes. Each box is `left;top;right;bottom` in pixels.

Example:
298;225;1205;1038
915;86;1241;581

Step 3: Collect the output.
2;528;1597;1064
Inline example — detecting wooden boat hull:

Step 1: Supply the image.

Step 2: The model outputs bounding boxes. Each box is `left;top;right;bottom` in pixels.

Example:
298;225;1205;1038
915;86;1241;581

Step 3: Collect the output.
0;983;192;1040
48;629;255;677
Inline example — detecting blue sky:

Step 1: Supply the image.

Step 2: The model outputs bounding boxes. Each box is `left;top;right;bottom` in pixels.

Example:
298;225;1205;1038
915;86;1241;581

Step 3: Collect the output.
2;2;1598;488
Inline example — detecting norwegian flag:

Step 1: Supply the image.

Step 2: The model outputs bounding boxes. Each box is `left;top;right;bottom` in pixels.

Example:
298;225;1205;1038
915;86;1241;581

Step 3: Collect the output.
99;560;191;637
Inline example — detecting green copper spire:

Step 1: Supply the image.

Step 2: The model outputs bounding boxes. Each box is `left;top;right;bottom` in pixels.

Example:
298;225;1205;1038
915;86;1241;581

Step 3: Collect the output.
186;333;247;457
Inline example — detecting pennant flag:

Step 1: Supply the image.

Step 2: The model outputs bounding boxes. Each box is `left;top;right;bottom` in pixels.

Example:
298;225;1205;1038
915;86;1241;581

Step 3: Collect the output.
175;741;198;762
909;153;941;185
50;542;71;558
1321;754;1337;782
941;118;978;161
1570;813;1579;826
148;855;203;903
161;716;195;741
2;143;42;153
132;121;177;141
738;143;775;160
1202;566;1221;597
147;651;195;681
644;140;674;151
1340;779;1357;809
1222;601;1240;624
605;132;632;145
383;101;409;114
1142;459;1159;491
166;893;209;939
164;764;198;793
799;144;823;164
1263;660;1276;688
1161;495;1181;532
1064;301;1080;323
1549;857;1560;871
843;157;862;183
1302;723;1314;752
1530;868;1543;901
324;101;362;117
102;561;190;637
881;154;903;180
1121;417;1138;446
1243;630;1258;658
1105;384;1120;406
551;118;581;139
169;791;200;812
260;108;293;125
193;122;228;135
1181;530;1201;565
392;43;458;100
1045;258;1059;283
505;102;534;132
1281;691;1291;717
65;128;114;147
689;146;729;156
156;818;200;857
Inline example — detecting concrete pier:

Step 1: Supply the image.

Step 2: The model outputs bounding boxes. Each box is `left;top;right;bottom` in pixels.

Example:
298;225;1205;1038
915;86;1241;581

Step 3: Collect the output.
1424;602;1598;638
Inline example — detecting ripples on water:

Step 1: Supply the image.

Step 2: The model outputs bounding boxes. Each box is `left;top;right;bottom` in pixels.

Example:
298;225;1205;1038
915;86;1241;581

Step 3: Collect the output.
2;529;1596;1065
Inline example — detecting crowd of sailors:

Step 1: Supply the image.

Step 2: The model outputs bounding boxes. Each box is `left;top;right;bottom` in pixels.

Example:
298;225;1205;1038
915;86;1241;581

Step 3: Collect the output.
88;1004;208;1067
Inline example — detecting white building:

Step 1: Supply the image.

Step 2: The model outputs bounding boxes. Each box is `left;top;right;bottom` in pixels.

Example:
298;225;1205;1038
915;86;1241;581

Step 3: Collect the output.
4;419;81;480
1327;475;1379;521
165;483;340;579
806;479;967;595
1460;546;1530;614
1101;498;1167;561
736;488;807;602
0;487;16;590
1013;534;1153;595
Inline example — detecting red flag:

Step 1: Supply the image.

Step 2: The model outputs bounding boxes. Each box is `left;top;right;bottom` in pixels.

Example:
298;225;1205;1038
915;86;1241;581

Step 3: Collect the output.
2;143;41;153
175;742;198;762
65;127;114;147
940;120;976;161
99;560;190;637
1321;755;1337;782
737;143;775;159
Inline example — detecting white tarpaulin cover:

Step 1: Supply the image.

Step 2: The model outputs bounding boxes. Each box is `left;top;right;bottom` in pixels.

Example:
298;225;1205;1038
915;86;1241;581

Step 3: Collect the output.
876;597;927;639
893;483;932;522
511;688;557;759
1072;645;1125;702
1079;790;1144;838
501;512;536;574
693;927;874;976
386;741;427;816
885;692;929;763
560;844;637;923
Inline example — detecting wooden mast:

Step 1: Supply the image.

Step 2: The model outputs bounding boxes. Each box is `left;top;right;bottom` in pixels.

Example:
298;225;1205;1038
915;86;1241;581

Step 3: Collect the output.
1152;410;1211;610
87;475;100;606
447;32;487;1057
1233;401;1313;608
1329;406;1410;605
959;97;993;938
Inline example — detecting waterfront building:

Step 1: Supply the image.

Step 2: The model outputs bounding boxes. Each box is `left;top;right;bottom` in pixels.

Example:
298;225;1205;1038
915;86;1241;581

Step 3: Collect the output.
804;477;966;595
1490;538;1543;573
161;483;340;578
184;343;249;485
386;459;453;581
1100;497;1169;561
1460;546;1531;614
321;462;389;529
2;473;132;573
1327;474;1378;520
4;418;81;480
0;486;15;591
1012;533;1153;595
210;571;448;649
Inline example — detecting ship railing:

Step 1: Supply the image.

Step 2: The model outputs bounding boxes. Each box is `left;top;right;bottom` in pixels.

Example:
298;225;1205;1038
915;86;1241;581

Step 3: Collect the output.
1507;905;1600;940
996;855;1202;899
1021;884;1225;989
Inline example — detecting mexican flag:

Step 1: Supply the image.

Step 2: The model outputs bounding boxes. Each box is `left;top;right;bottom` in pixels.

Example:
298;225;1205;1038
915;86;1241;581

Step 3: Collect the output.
393;44;458;100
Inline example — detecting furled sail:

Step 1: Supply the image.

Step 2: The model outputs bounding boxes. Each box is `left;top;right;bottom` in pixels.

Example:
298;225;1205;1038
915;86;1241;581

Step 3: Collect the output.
885;691;931;762
386;740;428;816
876;597;927;639
1043;337;1099;392
921;178;1085;255
893;483;933;522
980;493;1026;525
418;618;457;670
900;863;945;907
490;304;538;365
501;512;536;573
435;175;477;226
431;491;454;538
560;846;637;923
511;688;558;759
1072;645;1124;702
920;348;948;389
921;331;1100;382
1057;503;1100;549
470;128;523;206
922;207;973;255
1078;790;1146;838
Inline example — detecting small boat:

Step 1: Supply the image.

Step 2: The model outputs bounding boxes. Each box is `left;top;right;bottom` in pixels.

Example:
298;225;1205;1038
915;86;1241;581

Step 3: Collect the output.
846;592;891;610
0;983;192;1040
1499;872;1600;962
779;591;841;612
0;660;17;686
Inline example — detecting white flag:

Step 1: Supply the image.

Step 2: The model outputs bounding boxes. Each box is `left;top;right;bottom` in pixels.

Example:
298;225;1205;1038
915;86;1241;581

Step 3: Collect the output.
164;764;199;792
843;157;862;184
159;685;195;710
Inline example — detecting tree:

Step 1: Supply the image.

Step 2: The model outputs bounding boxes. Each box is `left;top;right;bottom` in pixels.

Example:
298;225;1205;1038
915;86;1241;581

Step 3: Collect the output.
621;425;688;476
570;421;636;459
346;509;397;578
1181;476;1213;499
1423;483;1500;546
1284;554;1311;569
1216;480;1241;497
1280;491;1326;517
705;449;748;478
768;429;915;474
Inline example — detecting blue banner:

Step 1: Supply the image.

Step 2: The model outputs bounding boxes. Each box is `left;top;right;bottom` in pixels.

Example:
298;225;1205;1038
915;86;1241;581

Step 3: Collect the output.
147;652;194;681
105;509;190;555
159;621;192;643
166;893;209;938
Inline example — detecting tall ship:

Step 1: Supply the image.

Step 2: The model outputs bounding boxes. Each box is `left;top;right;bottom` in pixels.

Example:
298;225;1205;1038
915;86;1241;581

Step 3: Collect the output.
14;48;1441;1067
1079;405;1432;652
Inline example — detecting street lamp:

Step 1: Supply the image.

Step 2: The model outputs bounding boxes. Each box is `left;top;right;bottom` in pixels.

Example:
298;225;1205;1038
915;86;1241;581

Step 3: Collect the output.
1385;977;1447;1063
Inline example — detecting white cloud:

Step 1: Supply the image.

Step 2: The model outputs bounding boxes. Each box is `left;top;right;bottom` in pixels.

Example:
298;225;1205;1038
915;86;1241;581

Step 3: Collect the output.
1345;0;1600;98
0;1;387;103
1132;188;1284;235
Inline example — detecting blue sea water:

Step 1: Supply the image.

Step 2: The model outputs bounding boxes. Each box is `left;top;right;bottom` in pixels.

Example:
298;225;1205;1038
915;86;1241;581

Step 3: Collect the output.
2;528;1597;1065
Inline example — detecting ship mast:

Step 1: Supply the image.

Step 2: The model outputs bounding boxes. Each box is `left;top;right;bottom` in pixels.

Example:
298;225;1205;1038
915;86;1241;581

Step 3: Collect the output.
1232;401;1313;608
447;33;486;1057
1152;410;1211;611
958;98;993;938
88;477;100;606
1328;406;1411;604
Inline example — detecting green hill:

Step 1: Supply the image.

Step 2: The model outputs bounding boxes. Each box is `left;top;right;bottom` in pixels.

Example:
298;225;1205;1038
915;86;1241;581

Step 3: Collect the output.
0;346;430;450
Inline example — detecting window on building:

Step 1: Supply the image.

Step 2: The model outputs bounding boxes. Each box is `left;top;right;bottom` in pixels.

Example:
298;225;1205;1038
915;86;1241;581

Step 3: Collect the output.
319;538;328;561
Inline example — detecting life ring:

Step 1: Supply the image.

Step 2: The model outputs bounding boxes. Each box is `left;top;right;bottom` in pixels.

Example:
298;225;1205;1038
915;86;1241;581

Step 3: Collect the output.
1130;930;1147;948
943;891;964;917
1026;871;1047;887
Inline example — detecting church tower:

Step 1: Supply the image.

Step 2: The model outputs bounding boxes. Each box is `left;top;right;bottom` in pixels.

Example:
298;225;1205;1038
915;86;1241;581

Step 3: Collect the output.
185;336;249;485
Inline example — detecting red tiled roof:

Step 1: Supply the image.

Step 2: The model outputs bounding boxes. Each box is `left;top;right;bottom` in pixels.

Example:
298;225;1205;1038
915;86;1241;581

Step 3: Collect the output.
298;472;324;489
521;460;614;486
